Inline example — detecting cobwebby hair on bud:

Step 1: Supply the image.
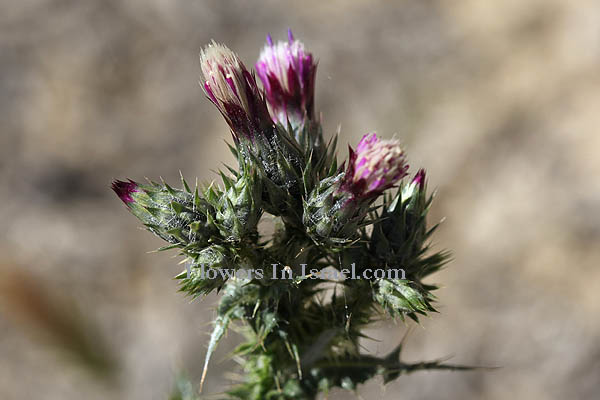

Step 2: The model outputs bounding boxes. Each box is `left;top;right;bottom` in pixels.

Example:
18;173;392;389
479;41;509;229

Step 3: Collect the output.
342;133;409;199
200;42;272;140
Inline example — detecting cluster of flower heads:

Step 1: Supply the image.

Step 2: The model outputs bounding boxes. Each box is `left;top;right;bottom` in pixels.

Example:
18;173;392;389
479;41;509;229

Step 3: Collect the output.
115;30;418;241
199;30;412;236
113;30;457;400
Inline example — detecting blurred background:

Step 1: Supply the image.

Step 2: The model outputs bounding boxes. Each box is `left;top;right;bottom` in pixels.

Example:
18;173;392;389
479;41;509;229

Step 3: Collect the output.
1;0;599;399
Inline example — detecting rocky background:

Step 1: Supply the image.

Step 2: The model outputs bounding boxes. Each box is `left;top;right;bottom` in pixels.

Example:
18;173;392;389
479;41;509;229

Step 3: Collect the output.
1;1;599;399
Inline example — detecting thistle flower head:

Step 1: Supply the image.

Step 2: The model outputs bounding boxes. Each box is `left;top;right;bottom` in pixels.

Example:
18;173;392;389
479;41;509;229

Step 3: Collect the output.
200;42;272;141
342;133;409;199
111;179;139;204
255;29;316;127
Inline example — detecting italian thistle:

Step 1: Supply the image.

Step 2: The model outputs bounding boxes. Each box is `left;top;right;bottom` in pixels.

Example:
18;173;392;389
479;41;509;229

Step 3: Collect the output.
114;30;470;400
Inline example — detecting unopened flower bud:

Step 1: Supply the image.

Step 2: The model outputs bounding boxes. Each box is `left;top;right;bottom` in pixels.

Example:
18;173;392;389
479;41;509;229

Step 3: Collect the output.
374;278;433;319
176;244;234;297
400;168;426;202
200;43;273;142
214;172;262;241
112;179;216;249
371;169;433;269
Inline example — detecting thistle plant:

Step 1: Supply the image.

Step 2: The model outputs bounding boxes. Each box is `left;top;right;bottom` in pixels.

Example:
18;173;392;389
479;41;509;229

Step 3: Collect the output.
114;30;470;400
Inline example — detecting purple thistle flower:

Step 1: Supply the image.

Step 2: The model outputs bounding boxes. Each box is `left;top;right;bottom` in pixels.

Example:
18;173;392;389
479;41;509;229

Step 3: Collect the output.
255;29;317;128
111;179;139;204
342;133;409;199
200;42;273;142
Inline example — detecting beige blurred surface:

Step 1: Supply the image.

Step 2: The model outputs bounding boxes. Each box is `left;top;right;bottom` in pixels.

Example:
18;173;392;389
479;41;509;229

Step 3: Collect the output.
1;0;599;399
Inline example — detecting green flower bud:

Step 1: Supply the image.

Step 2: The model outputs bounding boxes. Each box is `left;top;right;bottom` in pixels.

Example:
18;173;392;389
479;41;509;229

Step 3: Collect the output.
373;278;434;319
371;169;429;267
177;245;234;297
112;179;216;250
302;173;360;245
214;171;262;241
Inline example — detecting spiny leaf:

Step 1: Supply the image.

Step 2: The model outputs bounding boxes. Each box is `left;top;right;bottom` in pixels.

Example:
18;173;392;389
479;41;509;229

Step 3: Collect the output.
200;313;232;393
